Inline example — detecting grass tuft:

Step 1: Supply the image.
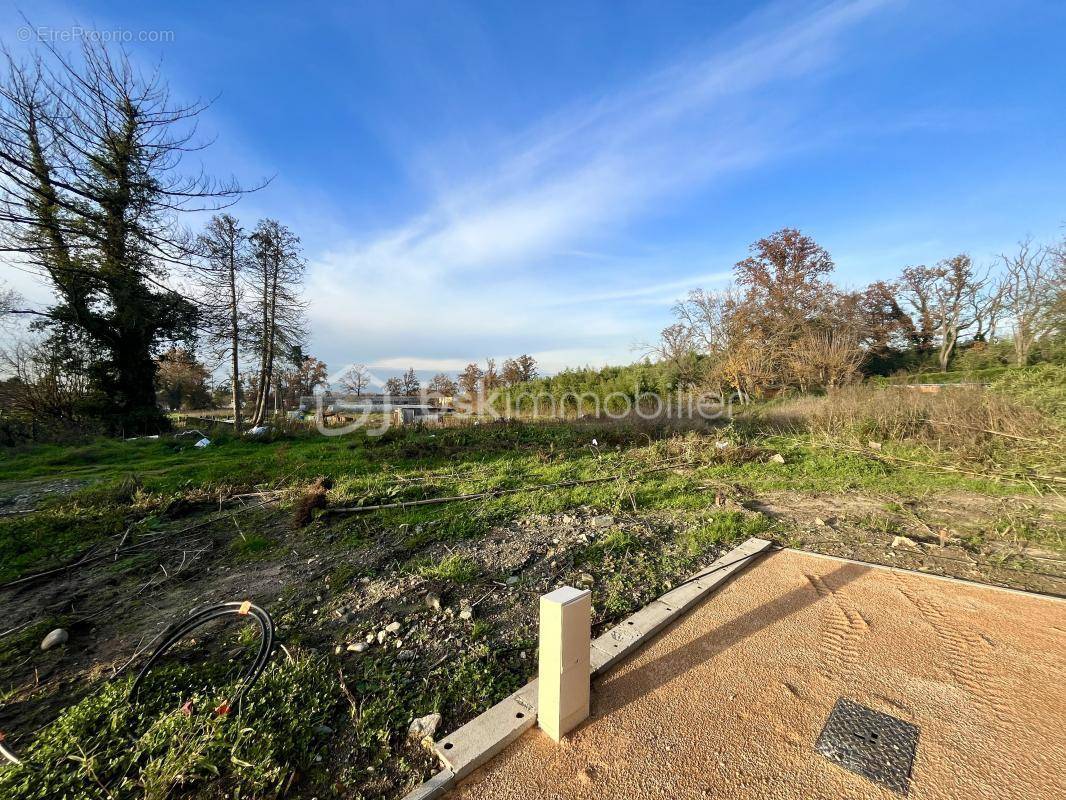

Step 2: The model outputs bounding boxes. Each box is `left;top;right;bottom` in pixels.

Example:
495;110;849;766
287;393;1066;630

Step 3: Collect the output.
414;553;480;583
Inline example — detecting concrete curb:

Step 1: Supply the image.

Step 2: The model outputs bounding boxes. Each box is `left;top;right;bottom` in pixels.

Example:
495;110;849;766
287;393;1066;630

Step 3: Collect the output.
400;537;774;800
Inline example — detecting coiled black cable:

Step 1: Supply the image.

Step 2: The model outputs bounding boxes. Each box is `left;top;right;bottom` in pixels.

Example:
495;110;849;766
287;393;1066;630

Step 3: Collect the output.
1;602;274;769
129;601;275;714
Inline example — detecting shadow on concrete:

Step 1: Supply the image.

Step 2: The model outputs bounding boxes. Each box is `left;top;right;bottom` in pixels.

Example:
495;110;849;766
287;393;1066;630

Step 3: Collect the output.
595;561;870;716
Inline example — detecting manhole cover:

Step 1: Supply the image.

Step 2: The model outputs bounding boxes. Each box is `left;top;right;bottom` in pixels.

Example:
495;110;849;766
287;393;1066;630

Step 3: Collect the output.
815;697;919;795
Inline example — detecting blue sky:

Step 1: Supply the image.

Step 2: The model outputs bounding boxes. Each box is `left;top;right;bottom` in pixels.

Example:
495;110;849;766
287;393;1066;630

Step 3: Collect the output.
3;0;1065;380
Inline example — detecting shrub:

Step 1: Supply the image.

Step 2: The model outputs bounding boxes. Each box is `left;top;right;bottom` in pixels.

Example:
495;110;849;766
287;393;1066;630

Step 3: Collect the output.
764;383;1058;451
989;364;1066;423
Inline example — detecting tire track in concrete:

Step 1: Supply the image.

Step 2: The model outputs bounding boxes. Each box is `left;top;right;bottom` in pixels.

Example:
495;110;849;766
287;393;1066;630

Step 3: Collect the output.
892;574;1012;722
805;572;870;679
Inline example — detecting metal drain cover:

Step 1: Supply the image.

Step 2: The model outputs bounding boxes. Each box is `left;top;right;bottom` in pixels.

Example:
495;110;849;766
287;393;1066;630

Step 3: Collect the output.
815;697;919;795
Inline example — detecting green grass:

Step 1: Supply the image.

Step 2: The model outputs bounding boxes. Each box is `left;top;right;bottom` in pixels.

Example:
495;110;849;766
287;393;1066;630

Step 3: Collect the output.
0;421;1026;586
0;505;129;584
413;553;480;583
0;654;340;800
230;532;276;558
580;509;774;617
871;365;1019;385
676;510;772;556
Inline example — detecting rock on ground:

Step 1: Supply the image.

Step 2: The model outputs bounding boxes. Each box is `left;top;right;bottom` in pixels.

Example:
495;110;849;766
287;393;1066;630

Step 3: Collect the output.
408;712;442;742
40;628;68;651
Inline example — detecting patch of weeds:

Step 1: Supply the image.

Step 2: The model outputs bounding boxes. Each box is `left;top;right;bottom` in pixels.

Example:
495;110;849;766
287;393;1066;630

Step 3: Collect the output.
230;533;275;558
70;474;143;507
470;621;492;640
583;511;773;620
0;653;340;800
599;527;637;554
329;561;362;588
108;551;158;574
414;553;480;583
430;643;525;724
676;511;771;556
993;512;1066;553
0;620;56;671
855;513;902;536
0;506;127;584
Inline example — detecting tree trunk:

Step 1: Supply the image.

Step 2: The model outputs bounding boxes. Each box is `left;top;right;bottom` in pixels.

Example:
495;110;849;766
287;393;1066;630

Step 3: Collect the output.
938;327;957;371
251;264;272;427
251;253;280;427
228;249;242;433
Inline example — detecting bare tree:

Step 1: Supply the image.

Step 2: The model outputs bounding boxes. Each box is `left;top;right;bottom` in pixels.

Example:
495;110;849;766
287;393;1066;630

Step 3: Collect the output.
400;367;421;395
428;372;458;397
196;214;247;430
481;358;500;395
931;255;983;371
1001;238;1061;365
280;354;328;406
0;334;94;423
247;220;306;426
899;257;983;370
0;283;19;318
896;266;940;354
711;331;780;403
649;323;700;387
338;363;371;396
970;275;1007;344
672;288;734;355
383;376;403;395
458;362;483;399
0;41;255;430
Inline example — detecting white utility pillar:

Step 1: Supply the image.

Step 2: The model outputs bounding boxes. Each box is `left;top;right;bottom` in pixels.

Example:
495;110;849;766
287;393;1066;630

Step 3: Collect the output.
538;586;591;741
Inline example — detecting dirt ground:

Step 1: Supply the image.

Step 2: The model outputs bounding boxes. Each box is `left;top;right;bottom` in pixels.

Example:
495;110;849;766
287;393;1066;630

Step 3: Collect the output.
455;549;1066;800
749;489;1066;596
1;482;1063;795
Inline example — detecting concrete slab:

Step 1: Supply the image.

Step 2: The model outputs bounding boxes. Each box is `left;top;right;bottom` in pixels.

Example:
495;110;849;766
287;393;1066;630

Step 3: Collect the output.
452;549;1066;799
420;538;773;794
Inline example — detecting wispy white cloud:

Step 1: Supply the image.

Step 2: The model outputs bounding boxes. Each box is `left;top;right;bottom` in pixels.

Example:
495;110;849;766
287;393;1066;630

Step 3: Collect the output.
305;0;897;371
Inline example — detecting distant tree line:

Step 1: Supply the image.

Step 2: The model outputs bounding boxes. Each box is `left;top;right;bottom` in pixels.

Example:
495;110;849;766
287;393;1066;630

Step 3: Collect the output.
649;228;1066;402
496;228;1066;410
332;356;539;401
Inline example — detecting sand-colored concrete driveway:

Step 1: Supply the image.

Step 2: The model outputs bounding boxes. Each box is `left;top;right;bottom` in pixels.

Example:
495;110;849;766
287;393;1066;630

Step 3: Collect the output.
453;550;1066;799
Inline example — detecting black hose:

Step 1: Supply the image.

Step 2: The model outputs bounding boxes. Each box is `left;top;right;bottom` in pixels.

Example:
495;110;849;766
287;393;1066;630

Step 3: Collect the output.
129;601;275;714
2;602;274;771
